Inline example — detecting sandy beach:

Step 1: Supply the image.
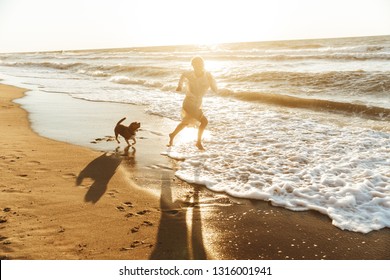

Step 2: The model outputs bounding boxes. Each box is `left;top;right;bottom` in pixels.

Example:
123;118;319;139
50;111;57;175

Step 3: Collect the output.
1;83;389;260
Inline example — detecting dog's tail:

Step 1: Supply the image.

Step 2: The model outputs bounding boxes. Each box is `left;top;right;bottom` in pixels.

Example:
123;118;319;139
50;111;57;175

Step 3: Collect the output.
116;117;126;126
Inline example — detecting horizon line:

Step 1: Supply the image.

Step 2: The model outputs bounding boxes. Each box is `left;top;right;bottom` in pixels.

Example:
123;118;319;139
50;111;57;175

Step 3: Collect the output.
1;33;389;55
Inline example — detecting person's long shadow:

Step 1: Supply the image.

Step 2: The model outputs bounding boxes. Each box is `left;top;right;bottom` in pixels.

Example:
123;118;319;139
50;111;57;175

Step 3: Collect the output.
150;171;207;259
190;187;207;259
76;153;122;203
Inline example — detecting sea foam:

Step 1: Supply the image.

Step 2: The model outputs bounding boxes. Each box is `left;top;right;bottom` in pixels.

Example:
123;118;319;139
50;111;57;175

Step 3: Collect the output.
165;98;390;233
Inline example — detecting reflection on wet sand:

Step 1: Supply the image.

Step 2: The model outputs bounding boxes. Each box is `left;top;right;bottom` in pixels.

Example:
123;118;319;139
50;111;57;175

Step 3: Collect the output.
150;171;207;260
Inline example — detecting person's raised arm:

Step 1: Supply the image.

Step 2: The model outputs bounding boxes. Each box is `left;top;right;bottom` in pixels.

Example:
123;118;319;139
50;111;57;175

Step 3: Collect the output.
208;72;218;93
176;73;186;91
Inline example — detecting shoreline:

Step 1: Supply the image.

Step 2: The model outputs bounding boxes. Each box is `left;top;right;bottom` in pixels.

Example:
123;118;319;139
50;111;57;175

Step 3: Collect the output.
1;83;390;260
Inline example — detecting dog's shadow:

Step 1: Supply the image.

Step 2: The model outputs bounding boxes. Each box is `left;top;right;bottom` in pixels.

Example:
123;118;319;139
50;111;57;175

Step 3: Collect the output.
76;153;122;203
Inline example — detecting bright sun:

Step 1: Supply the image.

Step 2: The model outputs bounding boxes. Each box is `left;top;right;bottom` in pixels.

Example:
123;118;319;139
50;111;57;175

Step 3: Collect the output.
128;0;281;46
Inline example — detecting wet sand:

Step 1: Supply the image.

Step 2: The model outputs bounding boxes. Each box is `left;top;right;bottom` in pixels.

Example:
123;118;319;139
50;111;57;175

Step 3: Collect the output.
1;83;389;260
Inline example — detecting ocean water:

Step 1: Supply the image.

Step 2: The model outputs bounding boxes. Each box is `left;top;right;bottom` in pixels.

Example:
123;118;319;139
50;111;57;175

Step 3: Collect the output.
1;35;389;233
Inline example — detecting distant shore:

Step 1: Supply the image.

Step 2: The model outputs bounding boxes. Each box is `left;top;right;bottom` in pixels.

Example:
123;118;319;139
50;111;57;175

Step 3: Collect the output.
1;83;389;260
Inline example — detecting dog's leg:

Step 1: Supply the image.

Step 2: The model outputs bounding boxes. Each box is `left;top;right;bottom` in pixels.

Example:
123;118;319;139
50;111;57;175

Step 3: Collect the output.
125;139;130;146
115;132;120;143
131;136;136;145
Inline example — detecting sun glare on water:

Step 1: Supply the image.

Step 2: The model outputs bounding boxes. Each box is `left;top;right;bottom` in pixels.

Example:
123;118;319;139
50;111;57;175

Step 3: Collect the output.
176;127;212;145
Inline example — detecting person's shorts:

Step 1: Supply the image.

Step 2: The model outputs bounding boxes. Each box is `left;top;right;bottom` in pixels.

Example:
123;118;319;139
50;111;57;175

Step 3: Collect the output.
182;98;204;125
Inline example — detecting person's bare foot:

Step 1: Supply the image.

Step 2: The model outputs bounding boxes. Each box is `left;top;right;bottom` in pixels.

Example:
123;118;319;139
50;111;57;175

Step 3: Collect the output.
196;141;205;150
167;133;174;147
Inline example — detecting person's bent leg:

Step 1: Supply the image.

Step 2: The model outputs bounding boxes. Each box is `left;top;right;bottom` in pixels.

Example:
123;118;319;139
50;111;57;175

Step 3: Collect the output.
168;121;187;146
196;116;208;150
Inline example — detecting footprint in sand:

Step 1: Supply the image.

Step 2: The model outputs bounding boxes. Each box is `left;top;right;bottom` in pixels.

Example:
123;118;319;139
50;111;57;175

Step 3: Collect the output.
121;209;152;217
107;192;116;198
123;201;133;208
17;174;29;180
120;240;152;250
107;189;119;198
136;210;151;215
90;136;116;144
117;201;134;212
2;155;23;164
27;160;41;166
130;226;140;233
34;167;50;173
62;173;77;180
129;221;153;234
142;221;153;226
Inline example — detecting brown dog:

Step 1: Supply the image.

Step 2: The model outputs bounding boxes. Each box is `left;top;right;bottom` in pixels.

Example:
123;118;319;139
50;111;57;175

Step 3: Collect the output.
114;117;141;146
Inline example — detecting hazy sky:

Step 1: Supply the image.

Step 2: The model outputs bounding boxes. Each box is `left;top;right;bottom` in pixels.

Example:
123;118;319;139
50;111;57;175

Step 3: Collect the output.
0;0;389;52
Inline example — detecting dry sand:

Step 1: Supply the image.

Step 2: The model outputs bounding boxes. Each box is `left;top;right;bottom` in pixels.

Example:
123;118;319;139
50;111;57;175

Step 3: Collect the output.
1;83;389;260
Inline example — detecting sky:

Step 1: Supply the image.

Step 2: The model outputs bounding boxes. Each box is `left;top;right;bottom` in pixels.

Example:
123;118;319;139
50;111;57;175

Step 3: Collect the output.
0;0;389;53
